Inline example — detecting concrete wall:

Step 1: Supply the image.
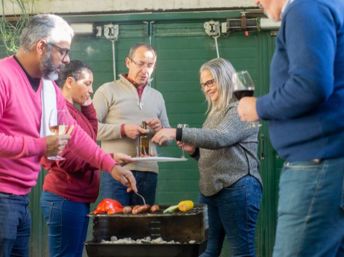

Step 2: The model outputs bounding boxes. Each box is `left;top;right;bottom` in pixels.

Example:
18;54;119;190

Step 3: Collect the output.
3;0;255;15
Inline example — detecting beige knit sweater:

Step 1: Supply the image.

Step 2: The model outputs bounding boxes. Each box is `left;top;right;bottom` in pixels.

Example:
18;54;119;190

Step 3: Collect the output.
93;75;170;173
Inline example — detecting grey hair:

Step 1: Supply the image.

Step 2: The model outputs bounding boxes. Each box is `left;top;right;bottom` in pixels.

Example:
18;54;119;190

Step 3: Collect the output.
200;58;236;114
127;43;157;59
20;14;74;51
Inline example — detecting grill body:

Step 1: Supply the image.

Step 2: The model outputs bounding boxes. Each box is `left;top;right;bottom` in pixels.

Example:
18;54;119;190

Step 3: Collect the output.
85;205;207;257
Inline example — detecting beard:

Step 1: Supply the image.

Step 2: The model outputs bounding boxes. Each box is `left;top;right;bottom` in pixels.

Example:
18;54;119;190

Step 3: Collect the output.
40;51;61;81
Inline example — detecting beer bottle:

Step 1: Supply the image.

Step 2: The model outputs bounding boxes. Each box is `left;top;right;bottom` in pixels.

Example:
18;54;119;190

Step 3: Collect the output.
139;121;149;156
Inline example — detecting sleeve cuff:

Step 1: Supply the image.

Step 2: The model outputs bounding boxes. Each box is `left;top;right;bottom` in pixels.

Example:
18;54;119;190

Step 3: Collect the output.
27;137;46;157
102;154;117;173
176;127;182;141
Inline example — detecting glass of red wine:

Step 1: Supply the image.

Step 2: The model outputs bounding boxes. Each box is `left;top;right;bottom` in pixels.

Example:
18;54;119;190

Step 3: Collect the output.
232;70;261;128
232;70;255;100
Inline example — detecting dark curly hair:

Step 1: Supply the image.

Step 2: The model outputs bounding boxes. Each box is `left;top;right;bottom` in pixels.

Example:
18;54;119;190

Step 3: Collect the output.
56;60;92;87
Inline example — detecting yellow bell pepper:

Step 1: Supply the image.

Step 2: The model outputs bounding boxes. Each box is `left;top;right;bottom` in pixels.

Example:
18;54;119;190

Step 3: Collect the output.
163;200;195;214
178;200;194;212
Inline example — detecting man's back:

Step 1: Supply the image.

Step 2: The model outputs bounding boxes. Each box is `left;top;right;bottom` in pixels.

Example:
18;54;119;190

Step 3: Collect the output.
257;0;344;161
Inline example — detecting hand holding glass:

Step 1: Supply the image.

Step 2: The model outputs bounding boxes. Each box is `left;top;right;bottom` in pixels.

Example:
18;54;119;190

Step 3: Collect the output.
177;124;189;159
48;109;69;160
232;70;255;99
232;70;261;128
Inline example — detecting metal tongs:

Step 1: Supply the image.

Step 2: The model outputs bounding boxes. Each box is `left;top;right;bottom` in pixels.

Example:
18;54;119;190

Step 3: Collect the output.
124;176;146;205
134;192;146;205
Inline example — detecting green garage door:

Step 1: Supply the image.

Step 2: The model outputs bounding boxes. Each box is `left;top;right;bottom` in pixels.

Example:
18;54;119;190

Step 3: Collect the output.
0;10;282;257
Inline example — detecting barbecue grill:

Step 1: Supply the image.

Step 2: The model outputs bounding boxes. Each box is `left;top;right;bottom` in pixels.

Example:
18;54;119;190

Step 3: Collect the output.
85;205;207;257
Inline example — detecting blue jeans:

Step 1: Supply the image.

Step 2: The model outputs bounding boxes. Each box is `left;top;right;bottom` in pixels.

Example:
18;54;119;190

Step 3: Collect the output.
100;170;157;205
0;193;31;257
273;157;344;257
199;175;262;257
40;191;90;257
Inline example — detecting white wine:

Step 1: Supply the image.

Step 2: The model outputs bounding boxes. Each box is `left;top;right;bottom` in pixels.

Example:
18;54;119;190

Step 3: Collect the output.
49;125;67;135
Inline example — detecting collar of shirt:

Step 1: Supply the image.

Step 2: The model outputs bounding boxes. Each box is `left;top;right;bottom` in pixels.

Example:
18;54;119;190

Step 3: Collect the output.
13;55;41;91
124;74;146;98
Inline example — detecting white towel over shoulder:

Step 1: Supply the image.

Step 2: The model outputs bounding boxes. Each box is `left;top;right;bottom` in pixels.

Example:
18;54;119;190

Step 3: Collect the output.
40;79;57;137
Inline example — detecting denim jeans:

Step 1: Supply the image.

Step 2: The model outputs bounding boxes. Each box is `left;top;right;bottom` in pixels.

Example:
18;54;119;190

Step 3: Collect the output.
40;191;90;257
100;170;157;205
273;157;344;257
199;175;262;257
0;193;31;257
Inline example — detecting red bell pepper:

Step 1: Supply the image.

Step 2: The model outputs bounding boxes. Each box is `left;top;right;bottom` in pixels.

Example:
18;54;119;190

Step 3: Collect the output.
93;198;124;214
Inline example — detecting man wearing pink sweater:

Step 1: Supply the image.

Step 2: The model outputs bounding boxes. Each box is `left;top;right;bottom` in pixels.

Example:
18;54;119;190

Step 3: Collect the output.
0;14;137;257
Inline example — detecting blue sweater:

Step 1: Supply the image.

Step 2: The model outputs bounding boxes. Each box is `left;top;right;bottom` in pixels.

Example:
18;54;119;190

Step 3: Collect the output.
257;0;344;162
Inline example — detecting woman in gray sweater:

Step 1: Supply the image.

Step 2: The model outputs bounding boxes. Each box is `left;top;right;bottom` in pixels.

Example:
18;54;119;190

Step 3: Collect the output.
152;58;262;257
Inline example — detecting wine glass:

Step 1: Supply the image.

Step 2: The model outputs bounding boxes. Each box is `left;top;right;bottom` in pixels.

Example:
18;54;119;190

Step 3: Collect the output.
232;70;255;99
232;70;261;128
177;123;189;159
47;109;68;161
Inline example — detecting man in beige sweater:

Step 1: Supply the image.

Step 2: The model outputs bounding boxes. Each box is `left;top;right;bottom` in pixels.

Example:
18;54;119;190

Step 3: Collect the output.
93;43;170;205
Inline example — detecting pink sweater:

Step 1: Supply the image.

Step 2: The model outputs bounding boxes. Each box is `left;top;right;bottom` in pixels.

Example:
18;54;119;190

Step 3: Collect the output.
0;56;115;195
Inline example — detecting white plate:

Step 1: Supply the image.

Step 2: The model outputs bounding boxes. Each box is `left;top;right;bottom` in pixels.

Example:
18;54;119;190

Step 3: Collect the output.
131;156;187;162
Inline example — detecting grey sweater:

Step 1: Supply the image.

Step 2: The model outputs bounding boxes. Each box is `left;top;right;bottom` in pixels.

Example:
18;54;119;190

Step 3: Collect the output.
93;75;170;173
182;101;262;196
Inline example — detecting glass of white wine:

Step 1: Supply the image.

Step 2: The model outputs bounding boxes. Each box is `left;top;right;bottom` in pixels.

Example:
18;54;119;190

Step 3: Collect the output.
48;109;68;161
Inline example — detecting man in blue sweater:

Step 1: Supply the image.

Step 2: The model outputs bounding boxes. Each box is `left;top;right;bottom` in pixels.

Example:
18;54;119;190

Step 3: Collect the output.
238;0;344;256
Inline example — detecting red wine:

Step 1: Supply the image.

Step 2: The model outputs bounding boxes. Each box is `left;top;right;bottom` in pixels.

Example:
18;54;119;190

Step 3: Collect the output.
234;90;254;100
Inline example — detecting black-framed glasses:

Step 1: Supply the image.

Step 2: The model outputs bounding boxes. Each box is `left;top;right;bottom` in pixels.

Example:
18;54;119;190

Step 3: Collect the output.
200;79;216;89
47;42;70;59
129;57;155;69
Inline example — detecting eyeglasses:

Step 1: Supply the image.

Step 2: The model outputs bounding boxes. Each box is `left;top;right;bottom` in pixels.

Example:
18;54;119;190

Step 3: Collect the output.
129;58;155;69
200;79;216;89
47;42;70;59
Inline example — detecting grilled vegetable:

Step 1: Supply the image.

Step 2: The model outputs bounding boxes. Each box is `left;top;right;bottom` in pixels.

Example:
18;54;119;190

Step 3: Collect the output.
163;200;194;214
178;200;194;212
163;205;179;214
93;198;123;214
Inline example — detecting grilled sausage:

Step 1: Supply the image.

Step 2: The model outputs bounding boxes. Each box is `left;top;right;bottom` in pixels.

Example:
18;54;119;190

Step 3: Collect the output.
150;204;160;213
122;206;132;214
131;205;141;214
132;204;151;214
